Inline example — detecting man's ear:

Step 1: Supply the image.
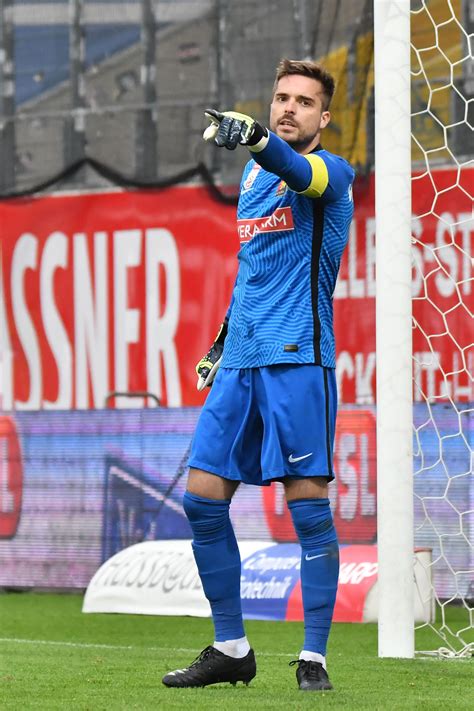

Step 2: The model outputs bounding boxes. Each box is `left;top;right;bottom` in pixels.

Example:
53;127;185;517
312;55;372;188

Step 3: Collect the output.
320;111;331;130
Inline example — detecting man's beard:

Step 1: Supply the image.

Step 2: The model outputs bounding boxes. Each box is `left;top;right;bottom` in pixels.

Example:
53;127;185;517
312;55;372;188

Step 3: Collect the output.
271;118;318;152
276;127;315;152
283;135;313;150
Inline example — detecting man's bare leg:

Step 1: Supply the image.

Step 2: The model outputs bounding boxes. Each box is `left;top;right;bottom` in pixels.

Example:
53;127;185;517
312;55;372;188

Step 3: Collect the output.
187;467;240;500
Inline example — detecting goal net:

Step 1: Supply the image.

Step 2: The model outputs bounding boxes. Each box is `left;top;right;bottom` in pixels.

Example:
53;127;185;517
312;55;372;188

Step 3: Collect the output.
375;0;473;658
410;0;473;658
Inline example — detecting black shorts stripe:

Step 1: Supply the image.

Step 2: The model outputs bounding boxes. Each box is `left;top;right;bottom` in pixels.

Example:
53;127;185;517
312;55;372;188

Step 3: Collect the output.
323;367;333;478
311;199;324;365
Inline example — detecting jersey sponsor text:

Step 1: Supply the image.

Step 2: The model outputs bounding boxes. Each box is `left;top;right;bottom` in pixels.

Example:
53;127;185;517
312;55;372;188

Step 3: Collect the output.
237;206;295;244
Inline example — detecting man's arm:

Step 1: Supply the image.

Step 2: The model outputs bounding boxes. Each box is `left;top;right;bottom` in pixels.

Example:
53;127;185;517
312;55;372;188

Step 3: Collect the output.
195;292;234;391
204;109;352;201
195;318;228;391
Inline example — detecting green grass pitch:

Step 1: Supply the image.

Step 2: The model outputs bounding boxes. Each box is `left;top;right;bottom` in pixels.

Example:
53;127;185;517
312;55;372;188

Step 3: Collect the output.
0;593;472;710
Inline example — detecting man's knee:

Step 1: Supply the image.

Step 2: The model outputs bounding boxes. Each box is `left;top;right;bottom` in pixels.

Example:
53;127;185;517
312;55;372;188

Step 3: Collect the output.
182;491;232;540
283;476;329;502
186;467;239;500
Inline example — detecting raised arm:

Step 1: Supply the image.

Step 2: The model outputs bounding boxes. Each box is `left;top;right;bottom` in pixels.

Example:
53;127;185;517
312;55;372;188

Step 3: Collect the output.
204;109;352;201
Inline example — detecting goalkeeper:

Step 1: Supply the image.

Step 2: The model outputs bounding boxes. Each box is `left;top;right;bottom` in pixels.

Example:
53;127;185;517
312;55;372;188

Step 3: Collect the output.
163;58;354;693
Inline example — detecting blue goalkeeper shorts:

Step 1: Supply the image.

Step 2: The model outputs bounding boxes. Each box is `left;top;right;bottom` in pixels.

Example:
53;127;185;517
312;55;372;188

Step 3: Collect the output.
188;364;337;486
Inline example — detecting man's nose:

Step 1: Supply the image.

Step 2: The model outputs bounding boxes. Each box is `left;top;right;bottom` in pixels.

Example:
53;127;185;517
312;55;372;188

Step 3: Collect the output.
284;100;296;113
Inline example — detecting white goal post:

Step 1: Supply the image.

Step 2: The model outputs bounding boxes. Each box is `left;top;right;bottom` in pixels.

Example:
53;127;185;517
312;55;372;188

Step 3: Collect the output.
374;0;414;659
374;0;473;659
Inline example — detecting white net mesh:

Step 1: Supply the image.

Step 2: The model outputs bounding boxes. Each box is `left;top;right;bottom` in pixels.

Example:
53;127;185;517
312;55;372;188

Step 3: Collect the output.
410;0;473;657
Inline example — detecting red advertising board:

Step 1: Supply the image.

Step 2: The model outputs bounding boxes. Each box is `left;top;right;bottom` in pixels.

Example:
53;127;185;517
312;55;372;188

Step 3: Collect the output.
0;187;237;409
338;169;473;404
0;416;23;538
0;168;472;409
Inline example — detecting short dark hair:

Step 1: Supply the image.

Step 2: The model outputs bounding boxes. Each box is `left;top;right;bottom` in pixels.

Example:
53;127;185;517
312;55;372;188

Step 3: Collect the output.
273;58;336;110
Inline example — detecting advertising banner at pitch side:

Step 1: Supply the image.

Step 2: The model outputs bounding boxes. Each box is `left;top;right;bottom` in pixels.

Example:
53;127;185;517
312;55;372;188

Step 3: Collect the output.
1;168;472;410
84;540;367;621
83;540;434;624
1;405;471;599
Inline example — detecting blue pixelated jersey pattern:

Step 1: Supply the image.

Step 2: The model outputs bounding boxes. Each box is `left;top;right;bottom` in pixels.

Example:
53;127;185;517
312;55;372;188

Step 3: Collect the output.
222;147;354;369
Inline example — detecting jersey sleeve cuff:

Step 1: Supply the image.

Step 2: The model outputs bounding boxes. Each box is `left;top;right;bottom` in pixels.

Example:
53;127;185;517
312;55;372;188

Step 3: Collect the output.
248;133;270;153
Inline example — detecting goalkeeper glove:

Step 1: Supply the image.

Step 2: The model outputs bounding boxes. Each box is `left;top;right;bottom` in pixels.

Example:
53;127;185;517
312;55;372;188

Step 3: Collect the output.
203;109;269;151
195;319;228;391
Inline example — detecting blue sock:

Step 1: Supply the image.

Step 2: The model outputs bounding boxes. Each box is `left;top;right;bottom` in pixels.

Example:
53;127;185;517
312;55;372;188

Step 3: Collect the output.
288;498;339;656
183;491;244;641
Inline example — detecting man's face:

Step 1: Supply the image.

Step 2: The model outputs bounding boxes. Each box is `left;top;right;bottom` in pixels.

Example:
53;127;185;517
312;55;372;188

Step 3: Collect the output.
269;74;331;153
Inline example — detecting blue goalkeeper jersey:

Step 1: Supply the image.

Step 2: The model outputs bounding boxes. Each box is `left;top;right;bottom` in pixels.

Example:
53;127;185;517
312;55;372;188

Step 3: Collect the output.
222;133;355;369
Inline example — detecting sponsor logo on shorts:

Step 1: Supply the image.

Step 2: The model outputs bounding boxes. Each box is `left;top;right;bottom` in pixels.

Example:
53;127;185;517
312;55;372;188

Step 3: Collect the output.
237;206;295;244
288;452;313;463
